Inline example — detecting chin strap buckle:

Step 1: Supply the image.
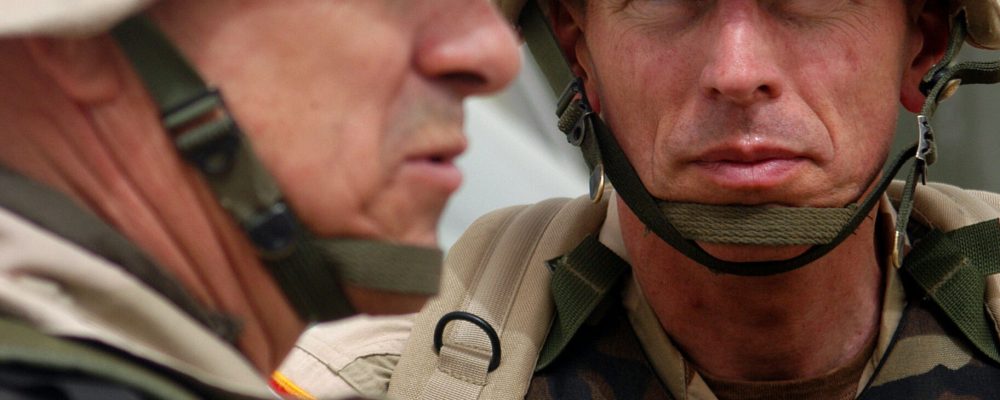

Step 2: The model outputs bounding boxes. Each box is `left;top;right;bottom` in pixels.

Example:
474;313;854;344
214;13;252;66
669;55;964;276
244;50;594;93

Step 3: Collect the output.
916;114;936;185
556;78;607;202
166;89;300;257
166;89;239;174
556;78;594;146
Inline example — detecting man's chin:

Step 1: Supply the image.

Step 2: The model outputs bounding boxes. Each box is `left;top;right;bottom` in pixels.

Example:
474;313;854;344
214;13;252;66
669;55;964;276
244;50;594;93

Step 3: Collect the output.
696;242;811;264
344;285;430;315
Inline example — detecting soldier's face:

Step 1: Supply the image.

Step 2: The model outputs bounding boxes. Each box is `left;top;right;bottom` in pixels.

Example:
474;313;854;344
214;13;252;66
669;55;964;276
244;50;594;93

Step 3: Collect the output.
151;0;520;247
557;0;934;208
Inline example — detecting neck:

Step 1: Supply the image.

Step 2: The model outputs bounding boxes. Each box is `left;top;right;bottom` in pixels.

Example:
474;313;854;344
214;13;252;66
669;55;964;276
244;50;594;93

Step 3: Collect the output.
620;200;884;381
0;40;304;373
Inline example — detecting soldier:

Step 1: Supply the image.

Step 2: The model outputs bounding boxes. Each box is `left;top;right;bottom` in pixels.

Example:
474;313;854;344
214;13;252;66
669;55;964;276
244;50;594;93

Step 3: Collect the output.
282;0;1000;398
0;0;519;398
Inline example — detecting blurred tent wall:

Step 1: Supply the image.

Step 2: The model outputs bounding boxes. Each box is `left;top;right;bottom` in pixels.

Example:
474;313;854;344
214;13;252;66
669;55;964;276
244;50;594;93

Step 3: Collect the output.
439;48;588;249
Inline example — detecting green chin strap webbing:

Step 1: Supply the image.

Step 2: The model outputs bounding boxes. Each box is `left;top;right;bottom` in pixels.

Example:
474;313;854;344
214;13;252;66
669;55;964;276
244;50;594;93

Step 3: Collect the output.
520;4;998;276
110;17;441;322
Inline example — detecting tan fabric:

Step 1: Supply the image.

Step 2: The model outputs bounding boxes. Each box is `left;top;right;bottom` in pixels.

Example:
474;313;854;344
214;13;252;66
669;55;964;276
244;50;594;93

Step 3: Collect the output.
955;0;1000;49
0;207;270;397
278;314;414;399
0;0;154;37
888;182;1000;231
285;181;1000;400
388;195;609;400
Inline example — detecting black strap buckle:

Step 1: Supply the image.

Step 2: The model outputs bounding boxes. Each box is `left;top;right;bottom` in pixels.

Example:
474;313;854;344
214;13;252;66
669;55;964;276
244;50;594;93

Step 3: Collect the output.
164;89;300;257
556;78;594;146
433;311;502;372
246;202;300;256
916;114;936;185
166;89;241;176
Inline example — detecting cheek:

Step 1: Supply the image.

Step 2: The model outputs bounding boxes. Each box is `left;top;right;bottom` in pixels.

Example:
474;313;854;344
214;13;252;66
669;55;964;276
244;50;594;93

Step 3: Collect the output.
591;36;686;177
793;36;903;172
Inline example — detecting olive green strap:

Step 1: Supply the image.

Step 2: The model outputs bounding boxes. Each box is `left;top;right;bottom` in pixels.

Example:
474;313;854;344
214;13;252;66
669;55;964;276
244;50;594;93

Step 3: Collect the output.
894;13;1000;266
900;220;1000;365
659;203;858;245
112;17;292;254
0;318;199;400
262;241;353;321
519;1;574;98
537;234;629;370
318;240;443;295
600;107;916;276
111;17;207;114
111;17;355;321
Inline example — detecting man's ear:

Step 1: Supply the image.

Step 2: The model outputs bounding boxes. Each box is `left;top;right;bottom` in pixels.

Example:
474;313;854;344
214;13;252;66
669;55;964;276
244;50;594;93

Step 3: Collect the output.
23;35;121;105
549;0;602;112
900;0;950;112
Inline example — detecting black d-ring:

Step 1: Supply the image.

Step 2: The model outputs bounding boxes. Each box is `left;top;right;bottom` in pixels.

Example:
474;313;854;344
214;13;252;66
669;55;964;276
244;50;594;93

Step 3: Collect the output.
433;311;501;372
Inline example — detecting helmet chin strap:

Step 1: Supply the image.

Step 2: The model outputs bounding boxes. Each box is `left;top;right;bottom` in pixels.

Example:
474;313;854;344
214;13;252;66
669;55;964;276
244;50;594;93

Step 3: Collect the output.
522;4;999;276
111;17;441;322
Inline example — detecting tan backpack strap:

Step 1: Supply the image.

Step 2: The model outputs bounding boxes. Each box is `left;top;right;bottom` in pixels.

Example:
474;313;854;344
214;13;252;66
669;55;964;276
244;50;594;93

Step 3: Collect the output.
388;194;608;400
888;181;1000;231
885;181;1000;365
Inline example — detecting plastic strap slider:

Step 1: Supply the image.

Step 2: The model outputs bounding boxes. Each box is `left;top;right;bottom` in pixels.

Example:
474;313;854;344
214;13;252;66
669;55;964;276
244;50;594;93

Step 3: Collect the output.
167;89;241;176
556;78;594;146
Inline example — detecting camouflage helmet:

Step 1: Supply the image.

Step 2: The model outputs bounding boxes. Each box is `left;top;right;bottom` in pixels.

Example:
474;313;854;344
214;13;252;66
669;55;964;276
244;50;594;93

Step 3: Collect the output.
0;0;154;36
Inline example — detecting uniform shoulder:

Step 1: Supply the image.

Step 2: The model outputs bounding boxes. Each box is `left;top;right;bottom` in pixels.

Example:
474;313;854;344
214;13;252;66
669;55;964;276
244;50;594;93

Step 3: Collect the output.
889;180;1000;232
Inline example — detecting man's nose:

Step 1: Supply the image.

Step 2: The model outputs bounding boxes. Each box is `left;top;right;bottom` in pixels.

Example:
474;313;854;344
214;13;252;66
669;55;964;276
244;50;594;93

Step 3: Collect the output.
414;0;521;97
698;6;783;106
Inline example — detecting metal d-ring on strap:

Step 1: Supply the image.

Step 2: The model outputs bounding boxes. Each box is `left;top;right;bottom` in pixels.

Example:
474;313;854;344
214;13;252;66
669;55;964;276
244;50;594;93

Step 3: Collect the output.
433;311;502;372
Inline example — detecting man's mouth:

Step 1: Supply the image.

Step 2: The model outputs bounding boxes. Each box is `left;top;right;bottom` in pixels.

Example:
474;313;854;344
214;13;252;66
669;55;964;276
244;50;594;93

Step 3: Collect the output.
692;147;809;190
402;143;466;194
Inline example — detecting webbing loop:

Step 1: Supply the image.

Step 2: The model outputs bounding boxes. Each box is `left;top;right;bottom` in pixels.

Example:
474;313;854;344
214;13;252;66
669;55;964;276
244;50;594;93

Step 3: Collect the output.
537;234;629;370
900;220;1000;365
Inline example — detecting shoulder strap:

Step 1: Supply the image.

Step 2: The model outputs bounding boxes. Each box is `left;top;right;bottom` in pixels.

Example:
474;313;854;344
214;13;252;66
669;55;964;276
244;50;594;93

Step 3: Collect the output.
901;221;1000;365
388;194;609;400
0;166;236;341
0;317;199;400
887;181;1000;365
536;234;629;370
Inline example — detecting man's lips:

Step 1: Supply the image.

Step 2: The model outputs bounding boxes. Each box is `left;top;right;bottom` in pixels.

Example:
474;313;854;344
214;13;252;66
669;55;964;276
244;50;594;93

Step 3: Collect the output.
401;144;466;193
691;147;810;189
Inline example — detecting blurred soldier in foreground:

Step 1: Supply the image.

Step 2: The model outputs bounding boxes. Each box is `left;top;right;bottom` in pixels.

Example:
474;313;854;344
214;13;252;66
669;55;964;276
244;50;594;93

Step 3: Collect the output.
0;1;519;398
